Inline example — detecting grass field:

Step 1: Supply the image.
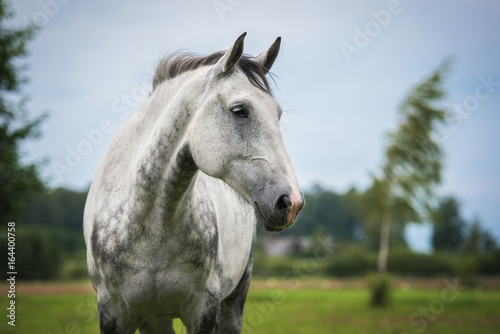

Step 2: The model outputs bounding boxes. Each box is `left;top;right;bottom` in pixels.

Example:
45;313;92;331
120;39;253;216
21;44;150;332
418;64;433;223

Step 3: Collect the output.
1;279;499;333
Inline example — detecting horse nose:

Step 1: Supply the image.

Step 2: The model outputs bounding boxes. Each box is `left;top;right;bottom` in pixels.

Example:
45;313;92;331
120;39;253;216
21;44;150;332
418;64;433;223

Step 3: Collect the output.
275;194;292;213
274;192;304;225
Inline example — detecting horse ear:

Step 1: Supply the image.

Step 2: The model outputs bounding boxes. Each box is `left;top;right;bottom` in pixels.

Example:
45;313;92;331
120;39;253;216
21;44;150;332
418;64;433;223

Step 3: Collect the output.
255;37;281;74
214;32;246;75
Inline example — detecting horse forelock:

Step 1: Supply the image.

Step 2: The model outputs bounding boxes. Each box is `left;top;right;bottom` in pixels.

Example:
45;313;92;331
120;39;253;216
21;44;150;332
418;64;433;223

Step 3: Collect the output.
152;51;273;95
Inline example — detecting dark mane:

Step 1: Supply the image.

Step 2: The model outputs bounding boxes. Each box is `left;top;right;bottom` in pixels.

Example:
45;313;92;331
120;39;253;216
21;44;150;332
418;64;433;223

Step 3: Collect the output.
152;51;272;94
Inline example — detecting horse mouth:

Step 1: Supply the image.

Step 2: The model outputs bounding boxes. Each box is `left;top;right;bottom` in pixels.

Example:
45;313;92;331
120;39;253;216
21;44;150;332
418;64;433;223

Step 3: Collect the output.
253;201;285;232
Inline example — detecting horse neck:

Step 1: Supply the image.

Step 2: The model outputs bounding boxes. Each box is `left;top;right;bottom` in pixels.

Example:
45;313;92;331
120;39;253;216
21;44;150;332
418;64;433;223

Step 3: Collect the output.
131;72;204;222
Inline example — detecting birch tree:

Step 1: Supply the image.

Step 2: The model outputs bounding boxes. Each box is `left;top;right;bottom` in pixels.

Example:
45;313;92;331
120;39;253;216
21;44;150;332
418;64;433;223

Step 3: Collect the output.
372;61;450;306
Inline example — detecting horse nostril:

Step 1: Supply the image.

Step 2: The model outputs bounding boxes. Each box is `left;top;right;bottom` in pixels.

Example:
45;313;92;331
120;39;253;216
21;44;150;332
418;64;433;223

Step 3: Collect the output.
276;194;292;212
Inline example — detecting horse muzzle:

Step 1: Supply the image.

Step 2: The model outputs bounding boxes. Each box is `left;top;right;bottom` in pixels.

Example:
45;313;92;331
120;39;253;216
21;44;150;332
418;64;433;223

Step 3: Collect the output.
253;188;305;232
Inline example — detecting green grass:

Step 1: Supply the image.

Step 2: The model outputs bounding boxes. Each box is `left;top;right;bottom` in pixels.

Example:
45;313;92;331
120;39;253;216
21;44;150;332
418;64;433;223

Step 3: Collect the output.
242;287;500;333
1;282;499;333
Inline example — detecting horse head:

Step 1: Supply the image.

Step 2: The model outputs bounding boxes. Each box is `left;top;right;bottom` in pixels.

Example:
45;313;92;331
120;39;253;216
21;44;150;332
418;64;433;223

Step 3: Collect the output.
189;33;304;231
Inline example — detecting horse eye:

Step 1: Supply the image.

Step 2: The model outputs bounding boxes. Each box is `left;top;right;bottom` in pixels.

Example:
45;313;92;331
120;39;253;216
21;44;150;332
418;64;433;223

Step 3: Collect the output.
230;105;248;118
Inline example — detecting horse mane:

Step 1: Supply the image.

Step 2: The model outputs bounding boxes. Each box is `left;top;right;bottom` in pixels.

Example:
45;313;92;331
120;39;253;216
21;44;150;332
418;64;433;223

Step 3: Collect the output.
152;51;273;94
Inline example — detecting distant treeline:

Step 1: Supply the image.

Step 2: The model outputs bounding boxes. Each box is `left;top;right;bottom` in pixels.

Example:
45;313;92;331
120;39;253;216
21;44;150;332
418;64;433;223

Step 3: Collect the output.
255;184;500;279
3;185;498;280
2;188;88;280
253;245;500;279
282;184;497;254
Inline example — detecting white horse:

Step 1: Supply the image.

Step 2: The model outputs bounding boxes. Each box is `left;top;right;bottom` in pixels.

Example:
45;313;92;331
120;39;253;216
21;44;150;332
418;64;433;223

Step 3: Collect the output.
84;33;304;334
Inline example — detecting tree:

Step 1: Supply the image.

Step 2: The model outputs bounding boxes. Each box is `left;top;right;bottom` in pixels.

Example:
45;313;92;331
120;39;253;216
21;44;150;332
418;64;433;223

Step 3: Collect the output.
463;218;498;254
289;185;363;242
357;178;408;251
432;197;497;254
480;230;498;253
432;197;466;251
18;188;88;254
20;188;88;231
371;61;450;306
15;226;62;279
0;0;46;223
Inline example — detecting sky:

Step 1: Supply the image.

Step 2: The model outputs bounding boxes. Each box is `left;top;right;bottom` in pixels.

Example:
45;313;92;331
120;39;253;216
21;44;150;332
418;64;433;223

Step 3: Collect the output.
9;0;500;251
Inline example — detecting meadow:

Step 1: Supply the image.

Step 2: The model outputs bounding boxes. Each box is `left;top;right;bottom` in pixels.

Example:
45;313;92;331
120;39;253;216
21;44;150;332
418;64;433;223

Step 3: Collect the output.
1;278;499;334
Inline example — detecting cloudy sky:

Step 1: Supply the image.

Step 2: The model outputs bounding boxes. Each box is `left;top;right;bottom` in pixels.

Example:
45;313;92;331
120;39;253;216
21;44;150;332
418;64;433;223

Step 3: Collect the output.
10;0;500;250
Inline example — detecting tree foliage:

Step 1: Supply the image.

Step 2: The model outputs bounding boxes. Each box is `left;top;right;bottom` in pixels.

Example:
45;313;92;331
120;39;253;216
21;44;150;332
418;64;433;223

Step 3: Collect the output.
0;1;59;281
432;197;466;251
0;0;46;223
462;218;498;254
431;196;497;254
368;61;450;306
356;178;409;251
285;184;364;243
20;187;88;231
17;187;88;253
383;61;450;222
14;226;62;280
